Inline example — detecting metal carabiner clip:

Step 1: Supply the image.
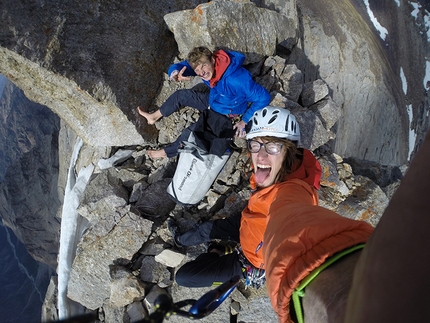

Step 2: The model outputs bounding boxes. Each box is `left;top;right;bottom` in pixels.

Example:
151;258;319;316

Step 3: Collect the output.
188;275;241;318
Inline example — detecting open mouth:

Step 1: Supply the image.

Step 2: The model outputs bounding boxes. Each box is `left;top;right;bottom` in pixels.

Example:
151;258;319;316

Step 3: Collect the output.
255;164;271;185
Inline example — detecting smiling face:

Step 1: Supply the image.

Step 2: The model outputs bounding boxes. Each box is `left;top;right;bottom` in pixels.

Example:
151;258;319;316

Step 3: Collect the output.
193;57;215;81
251;138;286;188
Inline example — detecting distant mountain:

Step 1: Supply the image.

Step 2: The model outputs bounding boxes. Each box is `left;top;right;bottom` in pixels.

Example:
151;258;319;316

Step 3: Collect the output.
0;79;61;267
0;222;53;323
0;74;6;98
0;78;60;322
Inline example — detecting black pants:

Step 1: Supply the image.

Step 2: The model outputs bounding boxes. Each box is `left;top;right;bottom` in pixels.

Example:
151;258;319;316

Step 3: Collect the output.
175;213;244;287
176;212;241;246
160;89;209;158
175;252;244;287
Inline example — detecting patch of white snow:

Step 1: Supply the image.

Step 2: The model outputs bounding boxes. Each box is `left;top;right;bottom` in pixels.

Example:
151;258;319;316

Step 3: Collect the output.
57;138;94;319
425;60;430;90
407;104;417;160
400;67;408;94
363;0;389;40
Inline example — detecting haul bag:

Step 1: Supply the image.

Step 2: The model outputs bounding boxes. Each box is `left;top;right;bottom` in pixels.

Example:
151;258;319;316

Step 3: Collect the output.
167;137;230;206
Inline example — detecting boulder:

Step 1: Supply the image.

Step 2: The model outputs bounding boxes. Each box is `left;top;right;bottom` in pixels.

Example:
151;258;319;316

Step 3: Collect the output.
163;0;298;63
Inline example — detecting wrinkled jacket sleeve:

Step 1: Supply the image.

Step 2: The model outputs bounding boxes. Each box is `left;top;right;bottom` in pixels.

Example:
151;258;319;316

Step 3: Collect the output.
263;181;374;322
167;60;196;78
228;70;271;123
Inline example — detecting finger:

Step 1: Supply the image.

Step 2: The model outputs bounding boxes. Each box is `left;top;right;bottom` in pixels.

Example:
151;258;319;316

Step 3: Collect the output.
179;66;187;76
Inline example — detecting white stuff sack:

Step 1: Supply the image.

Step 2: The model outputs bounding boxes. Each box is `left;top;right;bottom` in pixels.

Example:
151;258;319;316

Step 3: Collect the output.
167;135;230;206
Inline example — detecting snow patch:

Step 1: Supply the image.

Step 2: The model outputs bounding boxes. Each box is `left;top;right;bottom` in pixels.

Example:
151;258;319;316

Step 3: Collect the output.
57;138;94;319
407;104;417;161
98;149;134;170
400;67;408;94
425;60;430;90
363;0;389;40
410;1;430;42
410;2;420;18
394;0;401;7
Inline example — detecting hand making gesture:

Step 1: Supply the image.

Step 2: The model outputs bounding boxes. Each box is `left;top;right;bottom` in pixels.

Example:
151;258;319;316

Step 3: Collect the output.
169;66;191;82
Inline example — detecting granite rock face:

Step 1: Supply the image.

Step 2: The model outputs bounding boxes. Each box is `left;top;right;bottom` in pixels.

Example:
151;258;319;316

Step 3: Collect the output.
0;79;61;268
0;0;208;147
0;0;428;322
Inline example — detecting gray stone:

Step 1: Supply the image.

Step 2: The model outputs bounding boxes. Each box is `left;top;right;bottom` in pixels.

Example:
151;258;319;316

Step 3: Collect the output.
311;97;342;130
137;237;172;257
109;266;146;309
129;182;150;204
126;301;148;323
145;285;170;308
139;256;172;286
336;176;389;227
163;0;298;64
291;107;332;150
155;249;185;268
318;155;341;189
77;170;130;237
133;178;176;218
102;305;126;323
343;157;403;188
300;79;329;108
280;64;303;102
41;277;59;323
67;208;152;310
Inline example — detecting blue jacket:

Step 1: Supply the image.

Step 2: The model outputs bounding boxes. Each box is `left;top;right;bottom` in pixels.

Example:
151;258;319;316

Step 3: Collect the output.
168;50;271;123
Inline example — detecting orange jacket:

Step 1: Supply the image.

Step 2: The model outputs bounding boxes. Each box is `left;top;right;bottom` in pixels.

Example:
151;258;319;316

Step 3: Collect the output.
239;149;322;269
263;180;374;323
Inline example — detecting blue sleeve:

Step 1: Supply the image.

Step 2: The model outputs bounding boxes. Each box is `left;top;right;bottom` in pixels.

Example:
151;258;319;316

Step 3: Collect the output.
167;60;197;78
233;71;271;123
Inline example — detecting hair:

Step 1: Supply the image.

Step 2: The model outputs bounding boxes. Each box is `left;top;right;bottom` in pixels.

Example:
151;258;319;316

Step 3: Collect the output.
187;46;213;69
244;136;302;185
273;137;302;184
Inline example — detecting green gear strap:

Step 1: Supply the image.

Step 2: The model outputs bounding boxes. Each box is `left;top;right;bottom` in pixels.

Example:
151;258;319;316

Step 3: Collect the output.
291;244;366;323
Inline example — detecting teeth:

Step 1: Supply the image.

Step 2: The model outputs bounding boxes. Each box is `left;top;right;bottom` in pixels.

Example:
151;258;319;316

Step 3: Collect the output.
257;164;271;169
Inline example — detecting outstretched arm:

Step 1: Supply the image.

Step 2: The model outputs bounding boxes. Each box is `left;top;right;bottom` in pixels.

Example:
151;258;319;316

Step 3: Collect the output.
345;129;430;323
167;61;196;81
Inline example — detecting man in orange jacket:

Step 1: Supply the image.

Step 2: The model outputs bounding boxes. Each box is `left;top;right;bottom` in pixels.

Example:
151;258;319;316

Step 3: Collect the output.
170;106;323;289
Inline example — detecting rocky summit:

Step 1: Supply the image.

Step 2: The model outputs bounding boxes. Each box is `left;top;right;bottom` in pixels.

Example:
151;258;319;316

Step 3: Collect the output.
0;1;428;323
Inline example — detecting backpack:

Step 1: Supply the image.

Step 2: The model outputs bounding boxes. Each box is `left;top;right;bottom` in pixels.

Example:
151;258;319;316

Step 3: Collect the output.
166;132;230;206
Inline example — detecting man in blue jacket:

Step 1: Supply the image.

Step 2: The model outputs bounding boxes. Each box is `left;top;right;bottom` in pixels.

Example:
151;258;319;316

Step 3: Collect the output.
137;46;271;159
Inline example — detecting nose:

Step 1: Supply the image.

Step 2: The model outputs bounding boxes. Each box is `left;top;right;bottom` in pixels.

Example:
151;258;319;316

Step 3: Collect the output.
257;147;269;158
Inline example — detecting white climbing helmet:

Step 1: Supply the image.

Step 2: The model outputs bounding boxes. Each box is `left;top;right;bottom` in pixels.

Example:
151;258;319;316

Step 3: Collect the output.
246;106;300;142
